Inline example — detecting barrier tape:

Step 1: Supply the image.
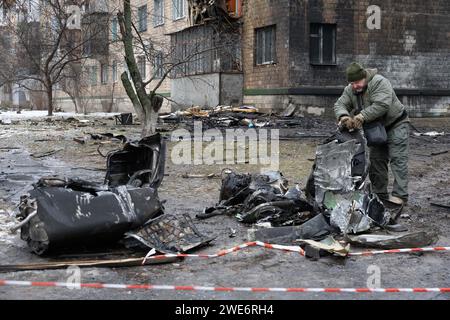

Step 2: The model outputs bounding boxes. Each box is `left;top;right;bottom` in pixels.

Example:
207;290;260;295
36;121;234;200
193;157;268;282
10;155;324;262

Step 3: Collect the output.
142;241;305;264
0;280;449;293
142;241;450;264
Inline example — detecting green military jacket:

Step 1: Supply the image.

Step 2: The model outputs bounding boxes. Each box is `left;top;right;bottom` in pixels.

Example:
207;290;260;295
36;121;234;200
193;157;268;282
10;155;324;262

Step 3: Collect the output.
334;69;408;128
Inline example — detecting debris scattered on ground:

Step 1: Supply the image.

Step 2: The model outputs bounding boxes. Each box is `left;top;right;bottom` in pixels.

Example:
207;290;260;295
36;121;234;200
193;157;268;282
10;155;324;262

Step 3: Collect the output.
296;236;350;258
430;201;450;210
199;170;313;227
123;214;214;254
0;255;180;273
30;149;64;158
229;227;237;238
346;231;438;249
182;173;221;179
201;128;422;259
14;134;185;257
413;131;445;137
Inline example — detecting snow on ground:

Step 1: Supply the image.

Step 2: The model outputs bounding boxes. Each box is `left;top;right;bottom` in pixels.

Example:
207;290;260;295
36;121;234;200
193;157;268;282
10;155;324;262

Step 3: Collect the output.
0;110;122;122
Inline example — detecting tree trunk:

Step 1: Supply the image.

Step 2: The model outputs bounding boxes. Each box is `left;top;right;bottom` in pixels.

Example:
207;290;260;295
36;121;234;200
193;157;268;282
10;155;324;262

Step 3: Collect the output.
140;95;162;137
46;84;53;116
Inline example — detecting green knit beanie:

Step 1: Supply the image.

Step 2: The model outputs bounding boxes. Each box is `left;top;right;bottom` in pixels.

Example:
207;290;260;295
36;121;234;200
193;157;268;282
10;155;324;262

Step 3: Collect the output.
346;62;366;82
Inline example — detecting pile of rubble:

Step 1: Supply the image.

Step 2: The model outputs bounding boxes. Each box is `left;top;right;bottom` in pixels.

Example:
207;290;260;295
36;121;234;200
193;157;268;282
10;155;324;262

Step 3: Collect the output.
12;133;213;260
199;129;438;258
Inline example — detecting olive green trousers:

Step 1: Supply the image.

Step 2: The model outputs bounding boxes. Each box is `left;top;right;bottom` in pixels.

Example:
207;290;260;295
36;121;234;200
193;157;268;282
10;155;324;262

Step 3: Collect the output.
368;122;409;201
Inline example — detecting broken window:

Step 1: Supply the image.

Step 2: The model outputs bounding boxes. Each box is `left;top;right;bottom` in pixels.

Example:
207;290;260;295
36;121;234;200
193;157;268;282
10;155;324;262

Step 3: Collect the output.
137;56;146;79
310;23;336;65
153;0;164;27
255;25;276;65
154;51;164;79
111;17;118;41
173;0;185;20
101;63;108;84
138;5;148;32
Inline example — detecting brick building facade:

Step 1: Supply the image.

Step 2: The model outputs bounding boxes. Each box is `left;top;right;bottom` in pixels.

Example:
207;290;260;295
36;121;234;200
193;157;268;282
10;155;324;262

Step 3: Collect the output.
242;0;450;117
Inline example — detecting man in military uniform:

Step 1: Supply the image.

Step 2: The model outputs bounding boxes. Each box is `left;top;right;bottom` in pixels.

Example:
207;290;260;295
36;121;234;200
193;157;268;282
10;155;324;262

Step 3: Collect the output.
334;62;410;205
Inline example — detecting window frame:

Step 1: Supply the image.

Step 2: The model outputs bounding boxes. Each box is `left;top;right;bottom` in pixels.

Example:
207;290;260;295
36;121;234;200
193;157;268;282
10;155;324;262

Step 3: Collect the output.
153;51;164;79
309;23;337;66
137;56;147;80
101;63;109;85
172;0;185;21
111;17;118;41
90;66;98;86
112;60;118;83
153;0;164;27
138;5;148;32
254;25;276;66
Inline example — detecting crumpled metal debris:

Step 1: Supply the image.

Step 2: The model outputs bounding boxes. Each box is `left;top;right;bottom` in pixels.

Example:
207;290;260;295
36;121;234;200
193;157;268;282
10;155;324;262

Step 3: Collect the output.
308;130;369;205
123;214;214;253
16;134;167;255
254;213;335;244
199;170;313;227
346;231;439;249
297;236;350;258
326;191;389;234
307;129;389;234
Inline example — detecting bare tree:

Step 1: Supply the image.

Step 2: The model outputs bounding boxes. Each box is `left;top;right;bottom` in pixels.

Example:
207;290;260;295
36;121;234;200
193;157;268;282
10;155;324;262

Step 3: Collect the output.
117;0;241;137
3;0;107;116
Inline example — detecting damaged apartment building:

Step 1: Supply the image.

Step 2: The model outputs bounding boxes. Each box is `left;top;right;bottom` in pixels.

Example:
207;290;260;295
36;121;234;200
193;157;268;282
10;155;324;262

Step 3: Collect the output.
241;0;450;117
3;0;449;118
50;0;244;114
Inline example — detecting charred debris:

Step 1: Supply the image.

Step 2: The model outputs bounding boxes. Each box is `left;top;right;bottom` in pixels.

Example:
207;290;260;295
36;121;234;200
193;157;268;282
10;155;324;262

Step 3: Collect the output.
6;127;438;270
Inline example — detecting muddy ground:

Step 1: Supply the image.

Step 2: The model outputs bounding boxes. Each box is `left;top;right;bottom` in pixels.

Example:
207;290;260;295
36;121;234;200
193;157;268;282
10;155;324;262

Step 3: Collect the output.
0;114;449;300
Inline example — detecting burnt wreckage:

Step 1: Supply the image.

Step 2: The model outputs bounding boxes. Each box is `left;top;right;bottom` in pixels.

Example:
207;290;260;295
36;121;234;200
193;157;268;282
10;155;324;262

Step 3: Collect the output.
201;129;427;249
17;134;210;255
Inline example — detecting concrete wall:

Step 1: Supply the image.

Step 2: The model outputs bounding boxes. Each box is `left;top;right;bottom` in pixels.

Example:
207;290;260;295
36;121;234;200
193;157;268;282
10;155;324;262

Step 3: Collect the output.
220;73;244;107
243;93;450;118
171;73;244;109
172;74;220;109
53;94;171;114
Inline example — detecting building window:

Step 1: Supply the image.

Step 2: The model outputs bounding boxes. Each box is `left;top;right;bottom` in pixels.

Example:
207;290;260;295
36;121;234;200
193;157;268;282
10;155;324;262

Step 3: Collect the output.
101;63;108;84
138;5;148;32
310;23;336;65
255;25;276;65
137;56;146;79
112;60;118;82
90;66;98;85
153;0;164;27
173;0;185;20
111;17;118;41
154;52;164;79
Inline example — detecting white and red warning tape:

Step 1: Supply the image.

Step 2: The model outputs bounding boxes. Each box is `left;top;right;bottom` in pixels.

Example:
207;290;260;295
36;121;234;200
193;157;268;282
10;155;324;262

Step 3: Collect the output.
0;280;449;293
142;241;306;264
142;241;450;264
1;242;449;294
